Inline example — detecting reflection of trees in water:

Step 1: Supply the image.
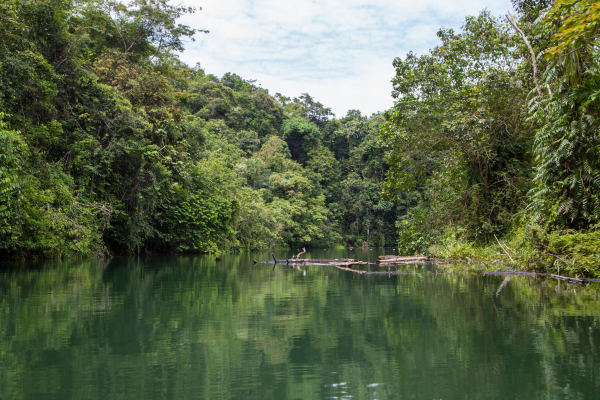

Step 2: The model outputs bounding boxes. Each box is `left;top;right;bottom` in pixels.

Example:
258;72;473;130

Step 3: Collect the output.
1;256;600;399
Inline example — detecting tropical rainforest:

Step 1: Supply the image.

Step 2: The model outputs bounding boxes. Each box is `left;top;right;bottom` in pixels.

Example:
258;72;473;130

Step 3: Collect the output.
1;0;600;277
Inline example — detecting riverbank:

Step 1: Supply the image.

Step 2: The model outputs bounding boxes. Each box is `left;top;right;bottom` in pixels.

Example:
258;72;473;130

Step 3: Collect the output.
425;227;600;279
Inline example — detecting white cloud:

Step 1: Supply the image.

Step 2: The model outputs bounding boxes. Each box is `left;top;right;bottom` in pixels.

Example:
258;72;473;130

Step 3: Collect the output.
177;0;513;116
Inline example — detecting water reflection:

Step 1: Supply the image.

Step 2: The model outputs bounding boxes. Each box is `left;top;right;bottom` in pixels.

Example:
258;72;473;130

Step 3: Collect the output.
1;249;600;399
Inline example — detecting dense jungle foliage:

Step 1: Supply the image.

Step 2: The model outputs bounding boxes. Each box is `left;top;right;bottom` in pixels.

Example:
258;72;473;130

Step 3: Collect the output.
380;0;600;277
3;0;600;278
0;0;401;258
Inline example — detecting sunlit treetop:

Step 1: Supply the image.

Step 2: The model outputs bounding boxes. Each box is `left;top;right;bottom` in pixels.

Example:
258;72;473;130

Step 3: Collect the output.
545;0;600;59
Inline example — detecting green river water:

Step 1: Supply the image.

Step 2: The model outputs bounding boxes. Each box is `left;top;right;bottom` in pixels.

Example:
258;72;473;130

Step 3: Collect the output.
1;248;600;399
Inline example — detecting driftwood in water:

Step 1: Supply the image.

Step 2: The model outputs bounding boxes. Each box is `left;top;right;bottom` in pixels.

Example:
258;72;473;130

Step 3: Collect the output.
554;274;600;283
377;256;429;264
258;260;346;266
484;271;600;284
378;255;419;260
551;274;584;284
380;257;486;266
378;255;428;260
261;254;600;283
379;261;430;266
293;247;306;260
331;265;415;275
430;259;477;265
379;261;429;266
287;258;355;263
331;261;368;267
483;271;538;277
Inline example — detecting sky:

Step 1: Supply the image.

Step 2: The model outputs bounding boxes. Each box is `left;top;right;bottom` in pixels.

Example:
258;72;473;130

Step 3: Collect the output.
178;0;513;117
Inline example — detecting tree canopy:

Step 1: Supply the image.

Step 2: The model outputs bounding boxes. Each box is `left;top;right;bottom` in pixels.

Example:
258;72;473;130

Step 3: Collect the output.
0;0;400;258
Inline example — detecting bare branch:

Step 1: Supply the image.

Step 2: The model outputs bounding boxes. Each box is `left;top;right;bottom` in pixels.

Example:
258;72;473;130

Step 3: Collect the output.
506;12;544;98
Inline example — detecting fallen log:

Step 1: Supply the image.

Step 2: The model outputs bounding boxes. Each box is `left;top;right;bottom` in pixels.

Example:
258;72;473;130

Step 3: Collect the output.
259;257;600;283
379;261;430;266
379;258;483;265
378;255;428;261
551;274;584;284
378;261;430;266
483;271;538;277
331;261;368;267
287;258;355;263
377;256;429;263
258;260;332;266
430;259;475;264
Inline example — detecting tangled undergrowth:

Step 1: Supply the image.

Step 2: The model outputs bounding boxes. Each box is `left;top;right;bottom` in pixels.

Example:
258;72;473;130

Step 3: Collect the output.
425;227;600;279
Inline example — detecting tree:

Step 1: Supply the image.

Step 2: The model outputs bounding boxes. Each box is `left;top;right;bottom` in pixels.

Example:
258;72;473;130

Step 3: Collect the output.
511;0;553;22
270;169;329;245
281;117;321;164
544;0;600;61
0;116;25;248
524;1;600;228
381;11;533;239
276;93;334;130
305;145;341;201
82;0;207;62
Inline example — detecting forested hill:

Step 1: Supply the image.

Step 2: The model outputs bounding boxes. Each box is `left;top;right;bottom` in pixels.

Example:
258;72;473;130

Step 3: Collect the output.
0;0;405;258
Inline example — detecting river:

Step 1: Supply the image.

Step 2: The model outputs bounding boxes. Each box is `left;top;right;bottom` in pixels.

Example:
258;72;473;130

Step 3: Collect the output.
1;248;600;399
